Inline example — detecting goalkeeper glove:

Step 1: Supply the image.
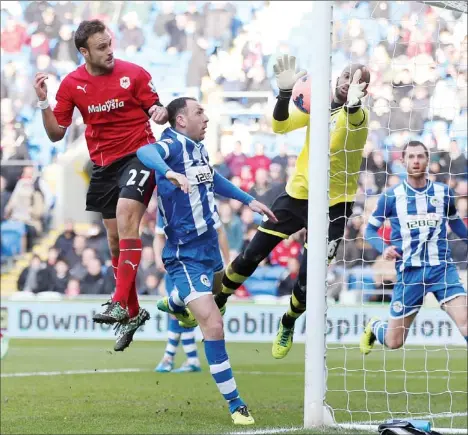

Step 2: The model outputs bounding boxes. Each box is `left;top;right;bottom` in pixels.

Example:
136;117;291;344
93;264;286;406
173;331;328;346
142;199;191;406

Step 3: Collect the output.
346;68;367;107
273;54;307;91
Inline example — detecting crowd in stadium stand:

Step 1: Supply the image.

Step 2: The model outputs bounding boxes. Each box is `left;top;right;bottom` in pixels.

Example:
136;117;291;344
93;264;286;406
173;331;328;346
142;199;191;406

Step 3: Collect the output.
1;1;466;299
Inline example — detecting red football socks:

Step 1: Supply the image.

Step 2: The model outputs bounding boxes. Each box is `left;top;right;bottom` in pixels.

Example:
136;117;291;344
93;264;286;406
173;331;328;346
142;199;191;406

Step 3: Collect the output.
112;239;142;314
127;282;139;318
111;256;119;280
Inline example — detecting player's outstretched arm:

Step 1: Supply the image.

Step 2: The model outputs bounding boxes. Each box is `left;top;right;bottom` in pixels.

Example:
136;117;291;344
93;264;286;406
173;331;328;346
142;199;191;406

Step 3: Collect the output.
213;171;278;222
33;73;67;142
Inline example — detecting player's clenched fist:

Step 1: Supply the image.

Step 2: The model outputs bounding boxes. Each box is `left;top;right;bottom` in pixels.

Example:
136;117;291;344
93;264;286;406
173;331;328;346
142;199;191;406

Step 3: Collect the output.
273;54;307;91
383;245;401;261
149;105;169;125
166;170;190;194
33;72;48;101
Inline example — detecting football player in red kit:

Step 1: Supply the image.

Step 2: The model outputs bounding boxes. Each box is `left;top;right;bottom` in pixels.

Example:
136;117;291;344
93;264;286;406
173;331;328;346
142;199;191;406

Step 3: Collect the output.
33;20;167;351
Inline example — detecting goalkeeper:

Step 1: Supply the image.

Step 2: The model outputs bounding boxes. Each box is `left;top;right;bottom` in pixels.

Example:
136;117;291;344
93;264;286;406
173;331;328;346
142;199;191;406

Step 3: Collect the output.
213;54;371;359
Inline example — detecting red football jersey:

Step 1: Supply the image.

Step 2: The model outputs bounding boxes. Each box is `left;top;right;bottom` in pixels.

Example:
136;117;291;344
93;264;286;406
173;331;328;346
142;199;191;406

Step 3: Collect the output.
53;59;158;166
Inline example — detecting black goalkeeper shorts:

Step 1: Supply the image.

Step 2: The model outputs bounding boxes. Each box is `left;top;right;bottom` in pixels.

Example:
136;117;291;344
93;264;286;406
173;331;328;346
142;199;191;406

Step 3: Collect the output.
259;191;308;239
86;154;156;219
259;191;353;259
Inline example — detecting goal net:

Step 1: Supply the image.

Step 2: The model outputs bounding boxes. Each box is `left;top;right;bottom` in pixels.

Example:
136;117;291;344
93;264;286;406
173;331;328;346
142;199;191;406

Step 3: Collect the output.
305;1;467;433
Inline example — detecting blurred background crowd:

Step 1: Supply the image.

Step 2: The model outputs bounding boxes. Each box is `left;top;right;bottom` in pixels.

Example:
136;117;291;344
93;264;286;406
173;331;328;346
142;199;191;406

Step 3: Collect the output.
1;1;467;302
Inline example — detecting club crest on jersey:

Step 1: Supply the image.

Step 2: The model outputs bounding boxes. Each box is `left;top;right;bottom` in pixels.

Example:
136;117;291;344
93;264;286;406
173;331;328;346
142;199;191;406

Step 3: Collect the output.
430;196;443;207
392;301;403;314
120;76;130;89
200;274;211;287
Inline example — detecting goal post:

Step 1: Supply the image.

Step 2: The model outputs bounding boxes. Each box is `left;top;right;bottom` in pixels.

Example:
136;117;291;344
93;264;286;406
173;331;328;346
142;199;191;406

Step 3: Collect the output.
304;0;467;432
304;0;333;429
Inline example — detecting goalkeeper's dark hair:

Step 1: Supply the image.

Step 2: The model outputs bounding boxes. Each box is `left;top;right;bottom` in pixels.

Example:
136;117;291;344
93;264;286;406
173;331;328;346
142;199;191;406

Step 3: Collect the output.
402;140;429;158
74;19;107;51
167;97;197;128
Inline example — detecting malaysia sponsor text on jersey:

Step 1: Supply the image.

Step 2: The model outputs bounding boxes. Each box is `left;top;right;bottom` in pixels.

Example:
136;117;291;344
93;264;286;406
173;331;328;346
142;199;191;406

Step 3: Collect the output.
88;98;125;113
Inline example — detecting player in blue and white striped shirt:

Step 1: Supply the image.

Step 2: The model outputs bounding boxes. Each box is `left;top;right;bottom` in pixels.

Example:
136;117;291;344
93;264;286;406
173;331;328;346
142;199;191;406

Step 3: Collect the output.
137;97;276;426
153;210;230;373
361;141;467;353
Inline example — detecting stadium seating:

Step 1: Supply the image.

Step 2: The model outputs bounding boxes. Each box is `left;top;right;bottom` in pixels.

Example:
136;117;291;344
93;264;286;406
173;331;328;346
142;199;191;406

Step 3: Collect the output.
0;221;26;260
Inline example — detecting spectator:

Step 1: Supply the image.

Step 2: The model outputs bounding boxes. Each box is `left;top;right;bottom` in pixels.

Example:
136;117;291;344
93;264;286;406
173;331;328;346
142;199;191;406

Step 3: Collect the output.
24;1;52;25
445;140;467;180
85;221;109;261
119;11;145;53
218;201;244;254
54;219;76;256
136;246;158;291
270;236;302;268
213;150;231;180
17;254;44;292
246;142;271;178
269;163;287;190
0;176;12;222
0;17;28;53
277;257;300;298
237;166;253;192
80;258;105;295
51;259;70;293
165;13;188;52
102;260;116;295
153;1;175;37
225;141;248;177
36;7;61;40
50;24;80;70
363;150;391;192
70;247;98;281
271;143;289;168
65;278;81;297
4;166;45;251
36;246;61;289
64;235;87;269
139;273;160;296
248;168;271;205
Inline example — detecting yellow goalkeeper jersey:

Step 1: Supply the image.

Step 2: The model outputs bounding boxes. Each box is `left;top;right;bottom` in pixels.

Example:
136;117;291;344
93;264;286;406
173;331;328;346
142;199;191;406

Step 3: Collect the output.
271;104;369;206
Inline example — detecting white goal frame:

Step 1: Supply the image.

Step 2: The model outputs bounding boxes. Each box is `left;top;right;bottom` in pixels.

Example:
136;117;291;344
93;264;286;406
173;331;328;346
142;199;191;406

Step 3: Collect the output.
304;1;467;434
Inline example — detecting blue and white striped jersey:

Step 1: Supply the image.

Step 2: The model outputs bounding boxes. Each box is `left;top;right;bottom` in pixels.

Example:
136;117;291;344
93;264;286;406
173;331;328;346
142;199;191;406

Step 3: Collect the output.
368;180;458;271
154;127;220;245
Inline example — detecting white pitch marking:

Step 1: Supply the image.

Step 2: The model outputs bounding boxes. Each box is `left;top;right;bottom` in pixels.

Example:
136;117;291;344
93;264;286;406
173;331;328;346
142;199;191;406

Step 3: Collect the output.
2;368;466;382
1;368;143;378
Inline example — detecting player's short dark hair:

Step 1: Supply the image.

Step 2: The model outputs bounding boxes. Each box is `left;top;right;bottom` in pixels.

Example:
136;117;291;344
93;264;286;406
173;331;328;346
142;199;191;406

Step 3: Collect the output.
74;19;107;51
402;140;429;158
166;97;197;128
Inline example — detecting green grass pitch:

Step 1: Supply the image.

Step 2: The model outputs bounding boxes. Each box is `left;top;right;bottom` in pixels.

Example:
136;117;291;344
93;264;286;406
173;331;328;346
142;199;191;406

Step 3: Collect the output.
1;339;466;434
